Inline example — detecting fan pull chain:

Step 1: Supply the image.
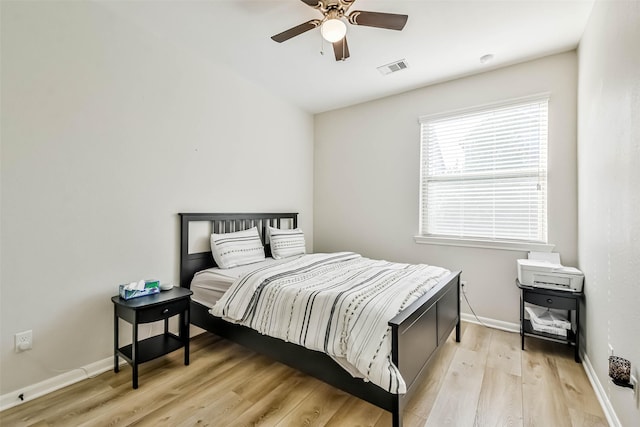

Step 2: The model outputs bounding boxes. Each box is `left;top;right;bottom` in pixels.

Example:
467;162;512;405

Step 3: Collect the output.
320;32;324;55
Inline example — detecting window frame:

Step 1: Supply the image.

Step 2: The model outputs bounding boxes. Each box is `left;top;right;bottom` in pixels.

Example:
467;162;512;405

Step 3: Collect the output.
414;94;555;252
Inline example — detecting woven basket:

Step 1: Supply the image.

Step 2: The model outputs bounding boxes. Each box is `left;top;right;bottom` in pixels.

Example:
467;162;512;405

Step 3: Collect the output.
609;355;631;383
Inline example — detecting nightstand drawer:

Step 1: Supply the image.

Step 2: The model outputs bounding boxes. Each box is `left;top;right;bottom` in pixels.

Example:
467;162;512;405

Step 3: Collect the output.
524;292;576;310
138;299;189;323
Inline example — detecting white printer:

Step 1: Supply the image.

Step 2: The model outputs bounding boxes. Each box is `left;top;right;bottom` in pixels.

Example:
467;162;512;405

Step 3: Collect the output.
517;254;584;293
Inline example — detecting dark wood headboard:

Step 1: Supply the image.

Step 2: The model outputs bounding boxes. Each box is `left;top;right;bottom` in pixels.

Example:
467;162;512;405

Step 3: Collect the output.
178;212;298;288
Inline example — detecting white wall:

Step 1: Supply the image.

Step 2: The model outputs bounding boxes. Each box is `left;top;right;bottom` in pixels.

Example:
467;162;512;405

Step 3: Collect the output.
314;52;578;325
0;1;313;396
577;2;640;425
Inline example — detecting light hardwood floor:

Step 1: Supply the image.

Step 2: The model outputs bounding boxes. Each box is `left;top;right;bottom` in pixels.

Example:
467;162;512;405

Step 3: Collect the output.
0;322;608;427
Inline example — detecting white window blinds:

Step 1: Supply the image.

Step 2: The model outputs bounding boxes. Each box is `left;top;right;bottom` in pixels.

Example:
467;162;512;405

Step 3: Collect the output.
419;96;549;243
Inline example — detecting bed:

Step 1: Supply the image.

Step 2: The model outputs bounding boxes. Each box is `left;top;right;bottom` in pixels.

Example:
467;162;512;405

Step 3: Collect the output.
179;212;461;427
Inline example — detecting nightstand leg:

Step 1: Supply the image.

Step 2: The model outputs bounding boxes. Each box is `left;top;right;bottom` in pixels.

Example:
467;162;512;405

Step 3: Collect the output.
455;279;461;343
113;308;119;373
183;309;190;366
132;320;138;389
520;293;525;350
132;366;138;389
575;302;581;363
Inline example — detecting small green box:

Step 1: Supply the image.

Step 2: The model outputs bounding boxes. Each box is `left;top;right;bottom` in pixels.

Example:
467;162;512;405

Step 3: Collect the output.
119;280;160;300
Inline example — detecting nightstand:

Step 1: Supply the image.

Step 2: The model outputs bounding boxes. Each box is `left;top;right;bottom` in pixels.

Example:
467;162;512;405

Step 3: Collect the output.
112;287;193;388
517;279;582;363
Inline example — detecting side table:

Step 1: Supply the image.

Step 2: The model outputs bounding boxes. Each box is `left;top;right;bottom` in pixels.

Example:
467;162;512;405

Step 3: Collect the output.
112;286;193;388
517;279;582;363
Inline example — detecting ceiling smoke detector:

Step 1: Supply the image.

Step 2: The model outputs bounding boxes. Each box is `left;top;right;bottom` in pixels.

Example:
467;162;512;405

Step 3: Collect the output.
377;59;409;75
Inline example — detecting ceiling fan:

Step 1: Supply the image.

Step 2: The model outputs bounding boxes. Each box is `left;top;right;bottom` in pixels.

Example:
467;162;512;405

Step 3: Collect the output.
271;0;408;61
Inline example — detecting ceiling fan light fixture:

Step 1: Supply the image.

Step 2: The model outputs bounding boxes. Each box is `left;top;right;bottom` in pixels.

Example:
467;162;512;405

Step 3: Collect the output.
321;19;347;43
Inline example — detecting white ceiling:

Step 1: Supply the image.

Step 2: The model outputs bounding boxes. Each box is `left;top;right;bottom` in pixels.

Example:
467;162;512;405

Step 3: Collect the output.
103;0;595;114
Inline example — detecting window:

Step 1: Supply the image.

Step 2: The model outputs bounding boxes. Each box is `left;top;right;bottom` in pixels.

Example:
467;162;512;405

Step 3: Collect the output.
417;95;550;250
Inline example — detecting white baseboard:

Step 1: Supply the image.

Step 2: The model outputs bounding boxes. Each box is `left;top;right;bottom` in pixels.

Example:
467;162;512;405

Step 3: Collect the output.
461;312;520;333
581;352;621;427
0;356;125;412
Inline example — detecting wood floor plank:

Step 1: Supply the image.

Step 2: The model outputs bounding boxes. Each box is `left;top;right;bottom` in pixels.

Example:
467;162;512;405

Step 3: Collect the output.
0;324;608;427
274;381;350;427
130;367;254;426
486;329;522;378
66;342;256;426
522;344;572;427
61;337;248;426
323;397;384;427
232;361;295;404
555;354;607;419
169;391;254;427
132;351;280;426
424;346;488;426
459;322;492;354
228;370;321;426
2;378;115;427
474;367;523;427
567;407;609;427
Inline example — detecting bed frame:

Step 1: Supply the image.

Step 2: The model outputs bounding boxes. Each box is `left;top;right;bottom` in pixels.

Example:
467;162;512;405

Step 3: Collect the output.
178;212;461;427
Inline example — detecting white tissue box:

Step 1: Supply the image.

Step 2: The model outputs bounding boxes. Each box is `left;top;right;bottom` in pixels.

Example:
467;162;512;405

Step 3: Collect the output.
119;280;160;300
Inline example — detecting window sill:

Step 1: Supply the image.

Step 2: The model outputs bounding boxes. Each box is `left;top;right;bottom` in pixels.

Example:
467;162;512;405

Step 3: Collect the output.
413;235;555;252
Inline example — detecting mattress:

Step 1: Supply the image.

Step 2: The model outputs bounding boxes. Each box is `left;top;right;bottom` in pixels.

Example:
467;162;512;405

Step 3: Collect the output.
190;258;282;307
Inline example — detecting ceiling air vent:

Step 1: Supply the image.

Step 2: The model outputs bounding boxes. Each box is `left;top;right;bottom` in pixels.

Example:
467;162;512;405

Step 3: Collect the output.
377;59;409;75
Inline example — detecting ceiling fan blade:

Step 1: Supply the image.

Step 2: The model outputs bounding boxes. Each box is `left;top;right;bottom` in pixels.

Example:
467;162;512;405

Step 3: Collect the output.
347;11;408;30
271;19;321;43
338;0;358;12
333;37;350;61
300;0;322;8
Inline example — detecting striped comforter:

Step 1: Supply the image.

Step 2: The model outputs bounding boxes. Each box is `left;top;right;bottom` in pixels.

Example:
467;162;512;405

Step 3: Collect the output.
210;252;450;393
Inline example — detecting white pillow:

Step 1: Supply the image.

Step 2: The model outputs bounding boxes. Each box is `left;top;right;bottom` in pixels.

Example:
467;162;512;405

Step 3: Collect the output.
210;227;265;269
268;226;306;259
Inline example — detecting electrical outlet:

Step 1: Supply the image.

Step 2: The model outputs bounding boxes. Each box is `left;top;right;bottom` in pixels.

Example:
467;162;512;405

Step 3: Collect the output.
15;330;32;352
